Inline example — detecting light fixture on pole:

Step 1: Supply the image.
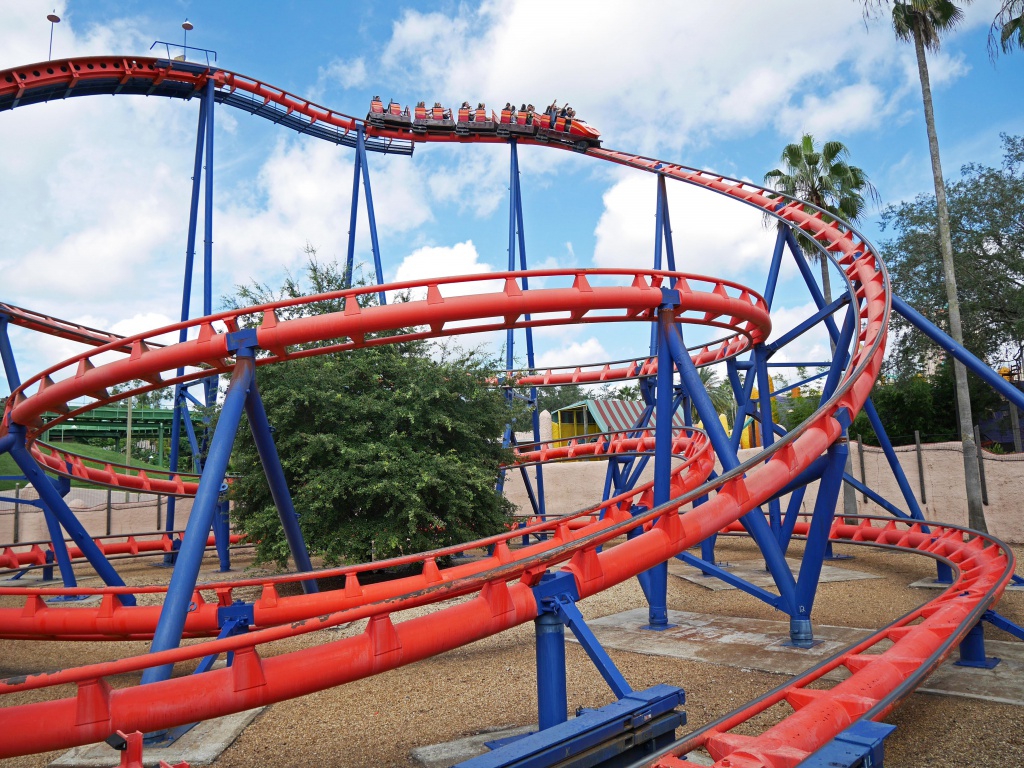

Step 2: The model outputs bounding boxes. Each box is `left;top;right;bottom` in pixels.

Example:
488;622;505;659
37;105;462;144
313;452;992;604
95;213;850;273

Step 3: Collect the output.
47;10;61;60
182;18;193;59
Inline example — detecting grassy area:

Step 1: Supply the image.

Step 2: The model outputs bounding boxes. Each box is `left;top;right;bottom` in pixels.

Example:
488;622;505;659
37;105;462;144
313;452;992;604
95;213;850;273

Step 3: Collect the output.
0;441;170;491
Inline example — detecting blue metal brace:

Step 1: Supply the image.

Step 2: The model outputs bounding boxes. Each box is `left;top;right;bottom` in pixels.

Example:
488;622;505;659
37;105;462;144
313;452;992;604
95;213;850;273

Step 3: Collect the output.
143;341;256;684
663;307;801;626
4;425;134;600
344;127;386;304
954;610;1024;670
799;720;897;768
531;571;635;730
244;378;318;593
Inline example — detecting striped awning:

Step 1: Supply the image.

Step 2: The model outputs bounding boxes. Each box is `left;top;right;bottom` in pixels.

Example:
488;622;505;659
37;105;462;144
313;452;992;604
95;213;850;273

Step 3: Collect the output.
555;399;688;433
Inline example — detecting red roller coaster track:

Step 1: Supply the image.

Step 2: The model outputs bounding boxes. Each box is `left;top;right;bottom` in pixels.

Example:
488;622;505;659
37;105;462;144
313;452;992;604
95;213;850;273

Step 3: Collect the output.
0;55;1016;768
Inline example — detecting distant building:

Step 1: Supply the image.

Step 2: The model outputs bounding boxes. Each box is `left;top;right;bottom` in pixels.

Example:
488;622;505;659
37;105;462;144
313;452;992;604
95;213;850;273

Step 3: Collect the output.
551;399;690;445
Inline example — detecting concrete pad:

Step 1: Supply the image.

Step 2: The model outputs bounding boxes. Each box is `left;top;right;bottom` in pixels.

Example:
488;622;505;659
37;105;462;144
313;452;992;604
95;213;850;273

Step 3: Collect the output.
669;557;881;592
576;608;1024;705
50;708;264;767
1;571;101;586
411;724;534;768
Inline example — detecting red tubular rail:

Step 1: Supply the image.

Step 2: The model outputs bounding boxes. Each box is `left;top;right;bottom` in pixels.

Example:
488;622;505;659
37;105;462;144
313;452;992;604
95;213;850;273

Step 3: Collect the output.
7;53;1001;768
0;430;713;639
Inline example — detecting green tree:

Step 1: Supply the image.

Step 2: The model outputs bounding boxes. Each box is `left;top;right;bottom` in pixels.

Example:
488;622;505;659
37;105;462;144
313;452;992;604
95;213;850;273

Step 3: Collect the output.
862;0;987;533
227;257;518;566
534;384;589;414
764;134;879;303
880;135;1024;378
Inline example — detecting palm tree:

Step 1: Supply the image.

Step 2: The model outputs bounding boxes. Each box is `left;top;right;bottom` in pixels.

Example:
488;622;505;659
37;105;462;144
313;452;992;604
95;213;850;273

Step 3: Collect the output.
863;0;987;533
764;135;878;304
990;0;1024;54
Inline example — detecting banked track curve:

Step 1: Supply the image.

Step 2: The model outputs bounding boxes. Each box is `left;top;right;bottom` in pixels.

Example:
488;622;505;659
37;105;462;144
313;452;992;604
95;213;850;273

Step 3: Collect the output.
0;54;1014;768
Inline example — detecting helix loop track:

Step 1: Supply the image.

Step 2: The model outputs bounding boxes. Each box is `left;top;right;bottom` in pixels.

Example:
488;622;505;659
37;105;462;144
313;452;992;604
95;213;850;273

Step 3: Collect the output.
2;53;1015;768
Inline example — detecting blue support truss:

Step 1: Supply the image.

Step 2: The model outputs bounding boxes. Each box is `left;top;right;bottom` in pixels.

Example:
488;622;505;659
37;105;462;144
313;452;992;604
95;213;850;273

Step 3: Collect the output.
464;571;686;768
344;127;386;304
498;140;545;518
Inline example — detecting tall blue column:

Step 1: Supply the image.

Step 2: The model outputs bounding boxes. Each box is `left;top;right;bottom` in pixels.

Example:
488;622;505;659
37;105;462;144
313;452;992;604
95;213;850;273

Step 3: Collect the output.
644;307;676;629
244;382;318;593
344;131;363;289
164;89;209;544
791;435;849;646
356;129;386;305
665;321;799;618
535;611;568;729
143;352;254;684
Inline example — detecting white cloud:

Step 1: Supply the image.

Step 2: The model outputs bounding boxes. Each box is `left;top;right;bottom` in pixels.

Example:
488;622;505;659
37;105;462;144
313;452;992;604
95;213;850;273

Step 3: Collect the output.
535;337;609;370
765;301;833;375
368;0;987;155
775;83;894;139
318;57;368;91
394;239;488;279
592;173;780;280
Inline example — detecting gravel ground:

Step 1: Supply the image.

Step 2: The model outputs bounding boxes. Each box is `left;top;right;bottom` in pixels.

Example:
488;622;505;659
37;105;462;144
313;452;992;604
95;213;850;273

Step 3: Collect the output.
1;536;1022;768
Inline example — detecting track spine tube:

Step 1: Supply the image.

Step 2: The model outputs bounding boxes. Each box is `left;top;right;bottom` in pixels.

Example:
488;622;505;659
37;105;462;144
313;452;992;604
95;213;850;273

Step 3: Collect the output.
6;425;138;598
243;380;318;593
142;351;255;683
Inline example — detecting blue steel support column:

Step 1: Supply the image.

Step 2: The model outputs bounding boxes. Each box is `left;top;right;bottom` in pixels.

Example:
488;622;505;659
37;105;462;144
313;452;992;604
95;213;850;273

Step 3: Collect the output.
356;129;386;306
344;132;363;289
142;352;255;684
244;382;318;593
535;611;568;729
165;91;209;544
7;425;135;599
791;435;848;646
645;306;676;629
664;316;799;618
202;78;219;410
658;175;677;272
0;314;20;392
496;144;519;494
511;142;546;519
753;345;781;538
763;228;787;309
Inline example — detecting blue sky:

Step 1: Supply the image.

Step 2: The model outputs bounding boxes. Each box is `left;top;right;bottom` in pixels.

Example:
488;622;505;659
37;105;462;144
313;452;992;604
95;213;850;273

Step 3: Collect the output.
1;0;1021;398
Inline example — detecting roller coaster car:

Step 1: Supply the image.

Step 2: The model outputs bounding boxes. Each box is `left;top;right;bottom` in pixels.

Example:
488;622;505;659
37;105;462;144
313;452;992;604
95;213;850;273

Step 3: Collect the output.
533;113;601;152
455;106;496;135
413;105;456;133
495;109;538;139
380;100;412;128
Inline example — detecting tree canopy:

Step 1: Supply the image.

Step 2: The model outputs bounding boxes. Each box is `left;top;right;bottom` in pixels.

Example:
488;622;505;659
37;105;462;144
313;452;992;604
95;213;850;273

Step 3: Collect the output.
764;134;878;302
881;134;1024;378
227;257;519;566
